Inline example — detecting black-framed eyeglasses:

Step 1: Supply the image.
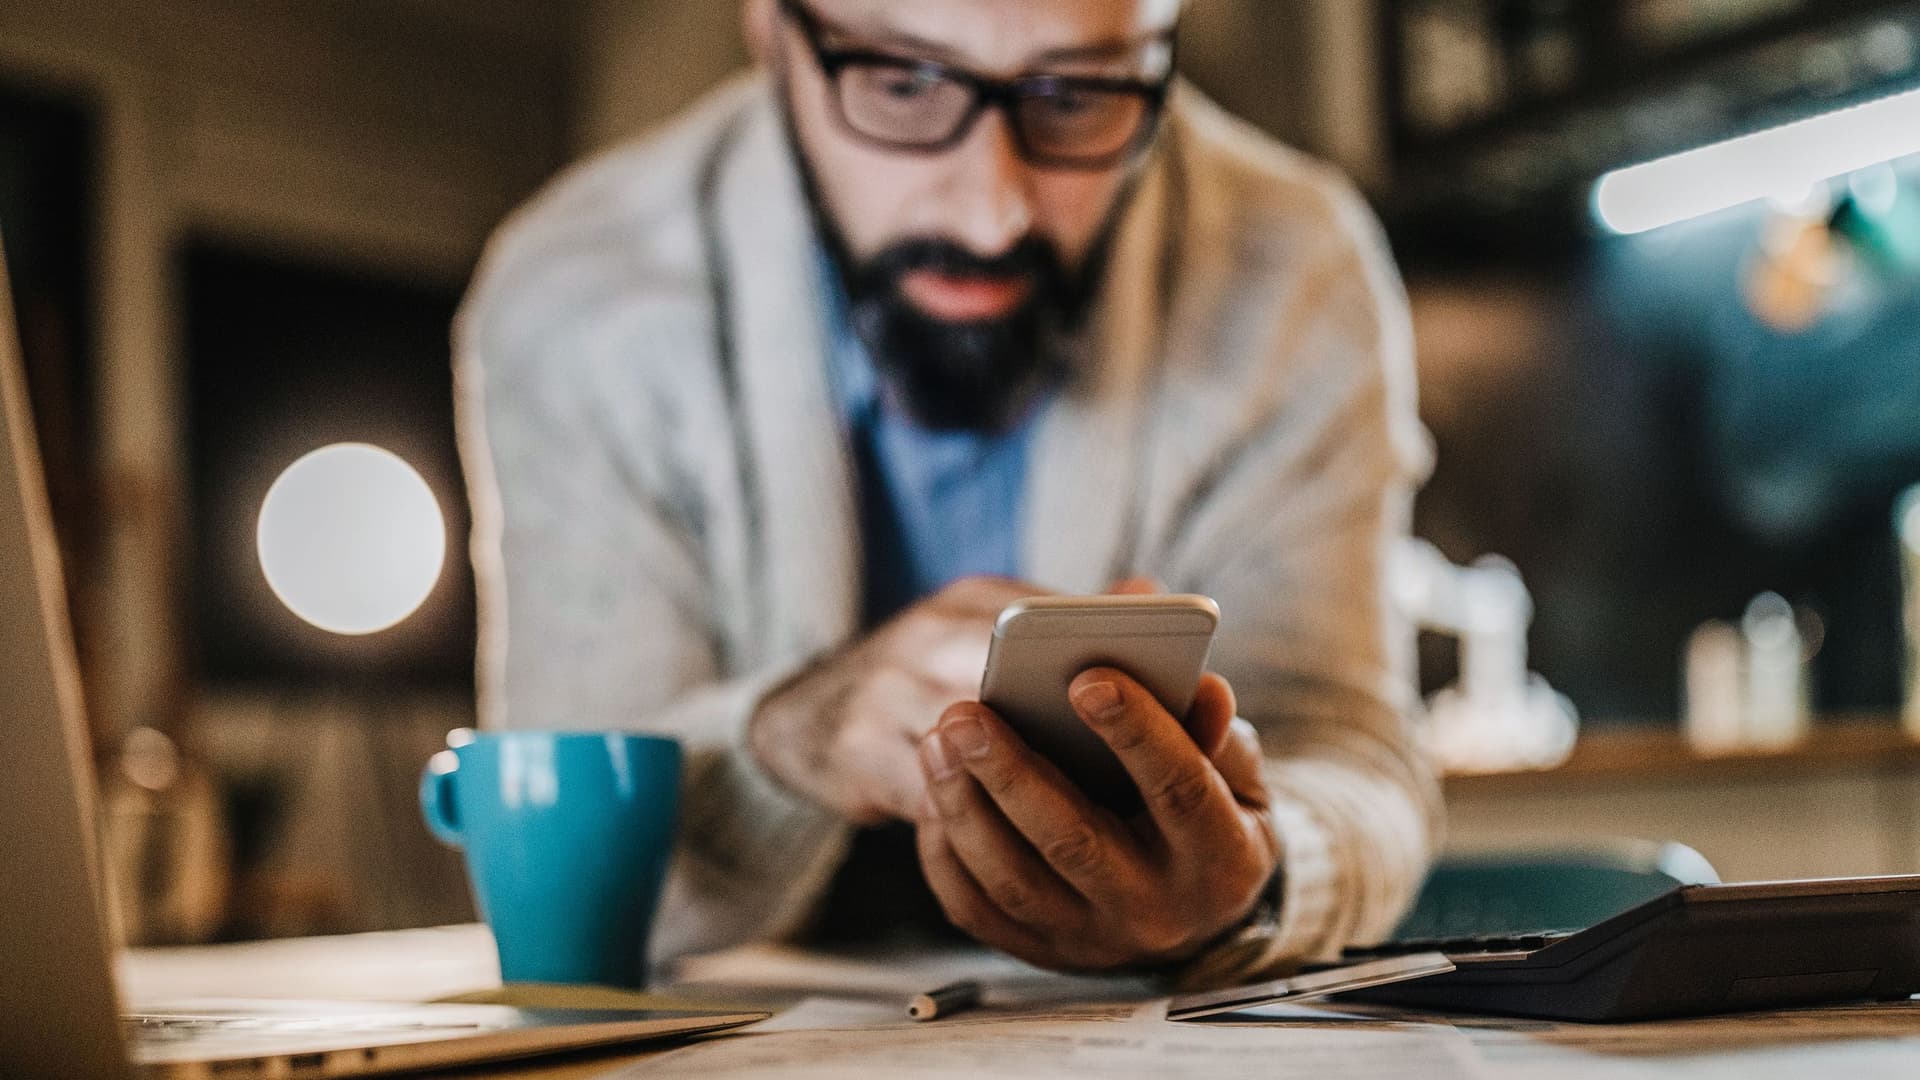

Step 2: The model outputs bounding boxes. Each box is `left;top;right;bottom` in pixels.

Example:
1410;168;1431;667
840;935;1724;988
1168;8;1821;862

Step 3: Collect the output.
779;0;1175;171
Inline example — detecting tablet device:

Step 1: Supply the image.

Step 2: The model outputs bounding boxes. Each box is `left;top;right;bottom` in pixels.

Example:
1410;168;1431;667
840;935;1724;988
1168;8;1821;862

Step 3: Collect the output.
1343;875;1920;1021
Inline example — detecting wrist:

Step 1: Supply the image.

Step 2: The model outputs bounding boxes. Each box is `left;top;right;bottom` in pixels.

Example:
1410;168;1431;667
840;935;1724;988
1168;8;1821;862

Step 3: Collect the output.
746;653;844;800
1164;862;1288;992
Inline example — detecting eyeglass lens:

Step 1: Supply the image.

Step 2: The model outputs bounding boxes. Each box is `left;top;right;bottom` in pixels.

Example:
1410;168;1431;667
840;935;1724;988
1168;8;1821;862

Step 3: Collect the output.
832;61;1153;162
838;64;976;146
1014;86;1151;160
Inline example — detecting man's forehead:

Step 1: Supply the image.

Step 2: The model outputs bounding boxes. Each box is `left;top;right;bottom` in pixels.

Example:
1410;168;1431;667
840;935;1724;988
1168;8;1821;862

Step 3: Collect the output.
805;0;1182;72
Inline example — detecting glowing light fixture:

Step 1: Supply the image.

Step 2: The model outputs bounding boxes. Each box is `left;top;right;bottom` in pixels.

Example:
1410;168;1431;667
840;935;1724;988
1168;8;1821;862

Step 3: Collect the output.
1594;86;1920;235
257;443;446;635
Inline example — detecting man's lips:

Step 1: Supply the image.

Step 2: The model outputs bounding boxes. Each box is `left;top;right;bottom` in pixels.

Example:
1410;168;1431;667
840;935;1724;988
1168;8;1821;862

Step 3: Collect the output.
900;269;1034;322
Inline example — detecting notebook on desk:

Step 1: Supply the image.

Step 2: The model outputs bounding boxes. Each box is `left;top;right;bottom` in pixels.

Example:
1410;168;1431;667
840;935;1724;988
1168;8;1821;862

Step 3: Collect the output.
1335;875;1920;1021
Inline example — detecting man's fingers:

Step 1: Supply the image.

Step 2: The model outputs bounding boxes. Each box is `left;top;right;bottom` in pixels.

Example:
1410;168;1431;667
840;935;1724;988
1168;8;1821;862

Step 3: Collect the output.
884;580;1034;691
857;666;957;739
927;576;1048;619
1068;668;1242;848
1188;672;1236;758
918;631;992;693
915;816;1058;961
918;728;1089;927
927;703;1136;905
1106;576;1163;596
836;718;927;824
1211;717;1269;808
839;666;963;821
878;743;931;821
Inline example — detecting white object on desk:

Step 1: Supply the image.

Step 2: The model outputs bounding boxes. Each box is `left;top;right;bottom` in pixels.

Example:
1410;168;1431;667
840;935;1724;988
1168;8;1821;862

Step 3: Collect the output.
1684;593;1813;755
1391;540;1578;774
1685;620;1747;753
1742;593;1810;749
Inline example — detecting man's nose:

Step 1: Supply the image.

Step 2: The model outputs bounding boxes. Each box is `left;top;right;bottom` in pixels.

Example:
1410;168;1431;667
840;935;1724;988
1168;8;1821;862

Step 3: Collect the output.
936;110;1035;258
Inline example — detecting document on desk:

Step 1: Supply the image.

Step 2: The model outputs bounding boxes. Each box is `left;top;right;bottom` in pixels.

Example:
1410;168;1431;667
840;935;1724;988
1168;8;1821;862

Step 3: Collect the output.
748;995;1157;1033
610;1015;1490;1080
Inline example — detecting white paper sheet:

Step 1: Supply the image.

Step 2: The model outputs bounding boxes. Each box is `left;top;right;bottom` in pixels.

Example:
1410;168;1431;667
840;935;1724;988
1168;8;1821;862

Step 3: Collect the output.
747;994;1162;1033
752;991;1159;1030
606;1018;1489;1080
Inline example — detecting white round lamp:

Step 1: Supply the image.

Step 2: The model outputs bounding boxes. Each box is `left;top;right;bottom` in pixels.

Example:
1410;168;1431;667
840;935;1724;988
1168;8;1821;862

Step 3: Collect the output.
257;443;446;636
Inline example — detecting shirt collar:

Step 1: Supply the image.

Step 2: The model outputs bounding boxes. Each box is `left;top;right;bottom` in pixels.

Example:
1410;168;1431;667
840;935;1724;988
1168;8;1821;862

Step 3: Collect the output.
815;244;881;429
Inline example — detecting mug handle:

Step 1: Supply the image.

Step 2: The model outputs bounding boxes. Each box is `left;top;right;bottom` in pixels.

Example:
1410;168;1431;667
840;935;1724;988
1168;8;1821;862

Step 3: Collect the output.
419;750;464;848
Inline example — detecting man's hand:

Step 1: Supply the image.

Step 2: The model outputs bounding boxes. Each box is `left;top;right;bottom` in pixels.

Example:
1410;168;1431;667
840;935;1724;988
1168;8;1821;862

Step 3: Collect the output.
747;576;1041;825
914;668;1280;971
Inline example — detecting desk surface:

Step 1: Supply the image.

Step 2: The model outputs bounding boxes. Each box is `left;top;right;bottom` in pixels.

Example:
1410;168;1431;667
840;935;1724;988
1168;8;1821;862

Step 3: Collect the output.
125;925;1920;1078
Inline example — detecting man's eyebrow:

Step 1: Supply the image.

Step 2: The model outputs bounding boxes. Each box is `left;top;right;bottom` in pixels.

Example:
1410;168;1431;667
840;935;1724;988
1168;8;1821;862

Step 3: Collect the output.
822;17;969;63
828;13;1175;71
1029;33;1174;66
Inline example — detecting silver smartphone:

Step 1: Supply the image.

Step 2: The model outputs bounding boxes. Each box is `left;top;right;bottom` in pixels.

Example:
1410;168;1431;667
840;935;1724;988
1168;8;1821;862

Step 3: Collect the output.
978;594;1220;810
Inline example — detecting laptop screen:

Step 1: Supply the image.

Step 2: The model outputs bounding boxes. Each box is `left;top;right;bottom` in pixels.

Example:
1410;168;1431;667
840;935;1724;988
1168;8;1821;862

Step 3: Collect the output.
0;232;133;1078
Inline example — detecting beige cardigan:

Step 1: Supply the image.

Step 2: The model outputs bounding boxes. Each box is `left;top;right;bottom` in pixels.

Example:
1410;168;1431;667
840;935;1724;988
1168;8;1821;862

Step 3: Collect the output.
455;74;1441;981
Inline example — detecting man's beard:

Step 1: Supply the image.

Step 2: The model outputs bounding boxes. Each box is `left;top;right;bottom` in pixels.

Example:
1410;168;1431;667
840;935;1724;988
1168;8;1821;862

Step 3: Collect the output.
784;120;1122;433
836;233;1095;432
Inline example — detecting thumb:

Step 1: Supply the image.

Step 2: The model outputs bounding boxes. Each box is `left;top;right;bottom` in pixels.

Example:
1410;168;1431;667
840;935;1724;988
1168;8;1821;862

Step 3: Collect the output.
1107;576;1164;596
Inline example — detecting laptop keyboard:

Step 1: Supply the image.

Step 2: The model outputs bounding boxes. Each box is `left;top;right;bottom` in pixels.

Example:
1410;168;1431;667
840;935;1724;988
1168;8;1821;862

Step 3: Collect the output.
1344;930;1578;960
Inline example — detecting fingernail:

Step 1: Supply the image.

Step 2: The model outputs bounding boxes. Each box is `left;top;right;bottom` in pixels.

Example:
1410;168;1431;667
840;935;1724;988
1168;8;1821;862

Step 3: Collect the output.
921;732;960;780
1073;680;1123;721
943;715;991;759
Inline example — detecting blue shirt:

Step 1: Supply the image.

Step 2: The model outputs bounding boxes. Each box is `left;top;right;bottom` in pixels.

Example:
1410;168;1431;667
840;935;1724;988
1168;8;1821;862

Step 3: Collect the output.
818;255;1042;627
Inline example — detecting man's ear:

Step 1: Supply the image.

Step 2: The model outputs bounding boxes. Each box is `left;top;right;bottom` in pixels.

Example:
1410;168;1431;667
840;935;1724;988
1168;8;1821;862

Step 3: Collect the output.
743;0;779;65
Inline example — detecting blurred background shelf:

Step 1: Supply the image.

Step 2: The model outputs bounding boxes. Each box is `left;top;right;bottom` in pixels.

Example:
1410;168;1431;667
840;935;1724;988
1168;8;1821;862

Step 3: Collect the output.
1449;714;1920;791
1446;717;1920;884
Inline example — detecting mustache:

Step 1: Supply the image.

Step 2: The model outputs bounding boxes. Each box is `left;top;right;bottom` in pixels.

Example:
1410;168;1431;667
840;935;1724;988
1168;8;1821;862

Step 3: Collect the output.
856;236;1067;299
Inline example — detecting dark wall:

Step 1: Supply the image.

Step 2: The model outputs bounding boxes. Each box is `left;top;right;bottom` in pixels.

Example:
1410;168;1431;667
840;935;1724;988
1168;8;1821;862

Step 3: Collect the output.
0;80;99;675
183;243;474;691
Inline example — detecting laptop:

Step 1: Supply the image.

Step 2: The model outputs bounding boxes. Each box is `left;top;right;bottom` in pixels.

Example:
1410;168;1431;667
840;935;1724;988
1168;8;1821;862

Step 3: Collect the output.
0;237;769;1078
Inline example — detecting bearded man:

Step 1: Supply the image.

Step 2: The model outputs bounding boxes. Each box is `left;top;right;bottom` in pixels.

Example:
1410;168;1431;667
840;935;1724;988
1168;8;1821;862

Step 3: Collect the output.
456;0;1440;987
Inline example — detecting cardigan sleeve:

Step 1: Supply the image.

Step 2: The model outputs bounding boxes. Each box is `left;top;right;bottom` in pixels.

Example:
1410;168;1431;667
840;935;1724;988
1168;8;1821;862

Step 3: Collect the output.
1159;174;1442;983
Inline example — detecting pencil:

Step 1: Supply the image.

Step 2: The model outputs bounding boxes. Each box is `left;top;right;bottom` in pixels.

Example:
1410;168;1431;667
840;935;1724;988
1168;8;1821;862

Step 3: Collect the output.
907;979;983;1021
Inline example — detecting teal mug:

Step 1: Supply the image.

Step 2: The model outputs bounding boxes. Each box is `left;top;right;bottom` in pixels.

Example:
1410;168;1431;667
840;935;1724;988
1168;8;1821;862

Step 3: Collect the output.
420;731;682;987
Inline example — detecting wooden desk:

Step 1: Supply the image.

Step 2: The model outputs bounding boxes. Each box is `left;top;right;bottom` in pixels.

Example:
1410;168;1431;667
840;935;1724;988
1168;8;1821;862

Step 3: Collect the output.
126;925;1920;1078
